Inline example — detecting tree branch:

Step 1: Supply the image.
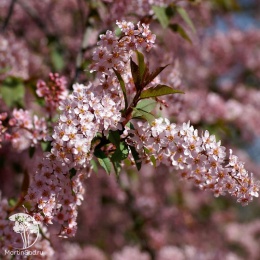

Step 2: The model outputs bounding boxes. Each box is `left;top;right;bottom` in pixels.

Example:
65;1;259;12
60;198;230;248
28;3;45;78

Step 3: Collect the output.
1;0;17;32
16;0;51;37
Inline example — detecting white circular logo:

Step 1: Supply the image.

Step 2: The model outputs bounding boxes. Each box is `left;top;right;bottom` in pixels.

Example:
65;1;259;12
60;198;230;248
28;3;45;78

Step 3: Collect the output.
9;213;39;249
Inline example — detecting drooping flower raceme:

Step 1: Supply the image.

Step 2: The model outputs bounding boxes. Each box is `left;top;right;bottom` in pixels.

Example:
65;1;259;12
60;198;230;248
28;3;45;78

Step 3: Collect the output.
91;20;155;77
127;118;259;205
27;82;122;236
36;73;68;115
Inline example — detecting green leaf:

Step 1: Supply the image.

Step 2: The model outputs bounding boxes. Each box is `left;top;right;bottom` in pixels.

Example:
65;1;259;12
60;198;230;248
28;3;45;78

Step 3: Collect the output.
94;149;112;174
0;77;25;107
112;160;121;176
51;45;64;72
169;24;192;44
41;141;51;152
136;99;157;113
150;155;157;167
140;84;184;99
129;145;142;170
143;147;156;167
69;168;77;179
8;198;17;207
115;27;122;37
29;147;35;158
143;147;150;154
152;6;169;28
108;130;121;147
132;107;155;124
90;159;98;173
136;51;146;81
176;7;196;33
113;68;128;110
127;122;135;130
41;142;47;152
0;66;11;74
110;142;129;176
130;58;141;89
111;142;129;161
144;64;169;86
212;0;240;11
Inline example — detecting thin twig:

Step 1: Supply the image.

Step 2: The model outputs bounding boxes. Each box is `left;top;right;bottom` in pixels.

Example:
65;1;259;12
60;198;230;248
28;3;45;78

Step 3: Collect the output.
16;0;50;37
1;0;17;32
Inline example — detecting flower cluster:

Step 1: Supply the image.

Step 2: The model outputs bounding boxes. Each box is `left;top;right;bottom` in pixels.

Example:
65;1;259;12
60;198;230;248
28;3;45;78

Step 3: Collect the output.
51;82;122;169
91;20;156;78
27;82;122;235
25;155;84;237
90;20;157;116
6;109;47;152
36;73;68;115
128;118;259;205
0;34;29;80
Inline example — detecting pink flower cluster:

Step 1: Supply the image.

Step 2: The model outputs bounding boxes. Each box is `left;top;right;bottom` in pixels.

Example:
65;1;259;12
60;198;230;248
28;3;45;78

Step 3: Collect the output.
90;20;157;109
25;155;84;237
51;82;122;169
128;118;259;205
91;20;156;78
36;73;68;114
27;82;122;235
0;34;29;80
7;109;47;152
